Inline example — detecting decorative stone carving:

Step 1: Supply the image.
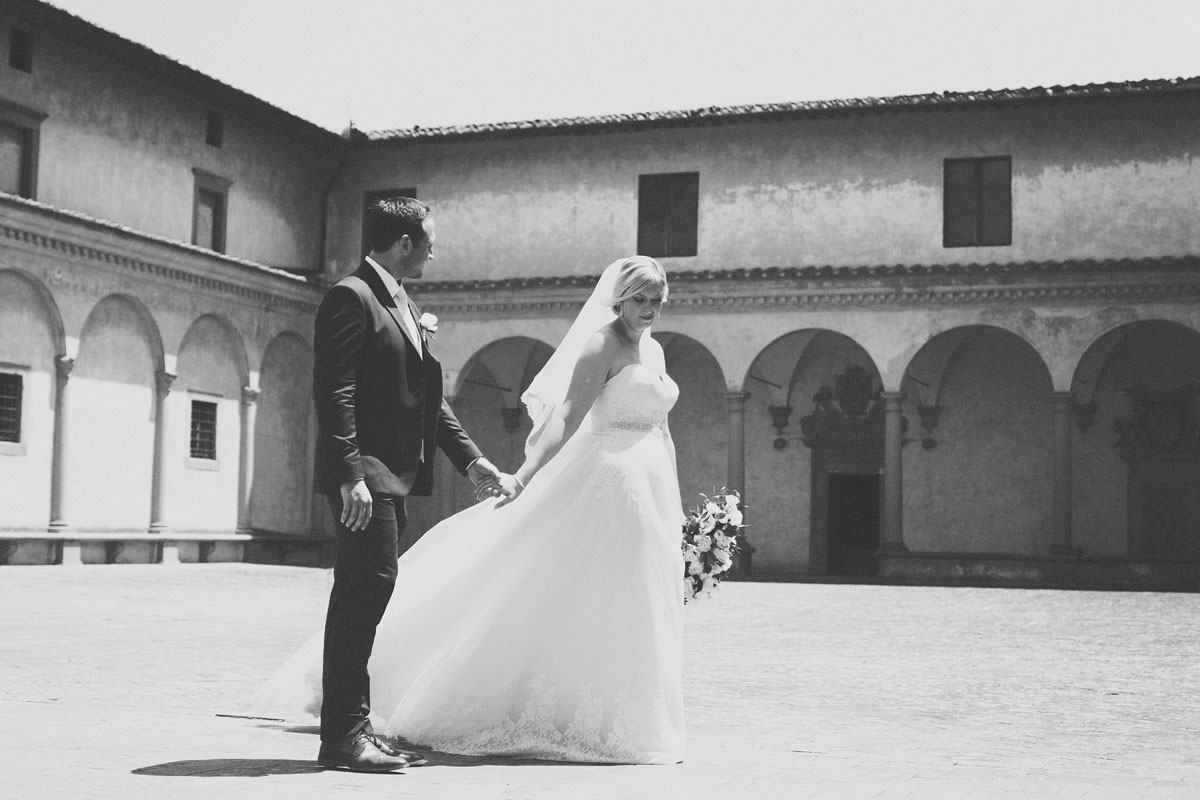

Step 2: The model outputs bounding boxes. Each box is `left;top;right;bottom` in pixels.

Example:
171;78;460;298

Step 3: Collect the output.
799;365;897;449
1115;383;1200;460
766;404;792;449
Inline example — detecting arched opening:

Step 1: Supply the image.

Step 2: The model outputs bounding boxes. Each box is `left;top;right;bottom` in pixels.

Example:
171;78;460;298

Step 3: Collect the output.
0;269;64;537
902;325;1054;556
1072;320;1200;559
655;332;726;513
405;337;554;543
744;330;883;576
171;315;248;534
251;332;313;535
71;295;163;542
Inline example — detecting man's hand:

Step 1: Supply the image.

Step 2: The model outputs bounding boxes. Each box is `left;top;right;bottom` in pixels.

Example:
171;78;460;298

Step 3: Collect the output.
339;479;372;531
467;457;503;500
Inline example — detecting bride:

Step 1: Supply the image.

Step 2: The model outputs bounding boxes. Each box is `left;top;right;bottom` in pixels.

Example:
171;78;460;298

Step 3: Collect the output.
254;255;685;764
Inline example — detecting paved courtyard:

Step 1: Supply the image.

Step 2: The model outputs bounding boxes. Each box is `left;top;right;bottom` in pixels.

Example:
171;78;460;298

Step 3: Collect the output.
1;564;1198;799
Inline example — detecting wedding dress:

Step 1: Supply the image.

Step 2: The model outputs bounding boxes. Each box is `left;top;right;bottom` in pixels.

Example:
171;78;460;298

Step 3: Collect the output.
254;362;686;764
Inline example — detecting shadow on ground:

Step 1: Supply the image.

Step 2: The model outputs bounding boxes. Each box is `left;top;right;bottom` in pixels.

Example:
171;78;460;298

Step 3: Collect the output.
133;759;325;777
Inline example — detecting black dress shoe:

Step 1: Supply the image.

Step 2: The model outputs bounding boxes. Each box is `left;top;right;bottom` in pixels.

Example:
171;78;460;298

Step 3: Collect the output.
318;732;411;772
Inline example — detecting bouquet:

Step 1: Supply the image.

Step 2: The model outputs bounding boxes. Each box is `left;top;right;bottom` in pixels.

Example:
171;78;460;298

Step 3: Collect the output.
681;489;744;603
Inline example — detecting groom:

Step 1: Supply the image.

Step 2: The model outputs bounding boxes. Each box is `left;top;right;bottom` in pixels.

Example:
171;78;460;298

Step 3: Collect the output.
313;196;508;772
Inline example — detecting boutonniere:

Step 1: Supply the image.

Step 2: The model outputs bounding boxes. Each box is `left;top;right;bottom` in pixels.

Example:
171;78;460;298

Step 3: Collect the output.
418;312;438;338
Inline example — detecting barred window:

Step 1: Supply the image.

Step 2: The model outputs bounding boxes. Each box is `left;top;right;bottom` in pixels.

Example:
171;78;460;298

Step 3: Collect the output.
189;400;217;460
0;373;21;443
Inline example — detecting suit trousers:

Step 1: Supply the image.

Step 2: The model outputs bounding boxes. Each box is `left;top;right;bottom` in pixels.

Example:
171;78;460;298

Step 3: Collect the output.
319;492;406;742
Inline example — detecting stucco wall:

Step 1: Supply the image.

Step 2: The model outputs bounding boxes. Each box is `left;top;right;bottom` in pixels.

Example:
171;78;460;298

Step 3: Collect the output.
331;93;1199;281
2;10;339;271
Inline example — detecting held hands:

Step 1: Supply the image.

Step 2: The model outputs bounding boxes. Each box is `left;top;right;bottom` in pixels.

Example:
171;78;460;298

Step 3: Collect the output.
339;479;373;532
468;457;523;505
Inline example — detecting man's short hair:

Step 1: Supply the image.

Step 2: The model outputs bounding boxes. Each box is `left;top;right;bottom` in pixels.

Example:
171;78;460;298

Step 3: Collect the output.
365;197;430;254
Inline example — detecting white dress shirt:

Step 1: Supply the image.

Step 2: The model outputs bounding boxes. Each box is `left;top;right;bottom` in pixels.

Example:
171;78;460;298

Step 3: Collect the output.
365;256;422;357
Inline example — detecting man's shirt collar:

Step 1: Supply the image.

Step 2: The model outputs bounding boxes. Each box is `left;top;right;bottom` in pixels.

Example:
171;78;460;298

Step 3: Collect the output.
365;255;404;302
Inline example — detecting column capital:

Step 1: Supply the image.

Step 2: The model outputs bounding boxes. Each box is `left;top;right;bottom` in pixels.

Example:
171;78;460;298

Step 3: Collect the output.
1052;390;1075;408
242;385;261;405
725;390;750;412
880;391;904;408
155;370;177;398
55;355;75;380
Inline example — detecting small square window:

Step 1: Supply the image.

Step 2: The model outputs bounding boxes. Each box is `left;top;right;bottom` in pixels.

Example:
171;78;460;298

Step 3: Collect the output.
943;156;1012;247
9;28;32;73
205;111;223;147
362;188;416;257
638;172;699;258
0;372;22;443
189;400;217;460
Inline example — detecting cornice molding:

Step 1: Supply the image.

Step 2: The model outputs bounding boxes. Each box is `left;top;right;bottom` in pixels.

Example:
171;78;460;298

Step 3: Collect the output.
410;257;1200;317
0;198;322;314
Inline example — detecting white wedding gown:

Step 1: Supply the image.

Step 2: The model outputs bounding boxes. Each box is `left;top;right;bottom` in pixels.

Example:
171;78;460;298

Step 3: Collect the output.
254;363;686;764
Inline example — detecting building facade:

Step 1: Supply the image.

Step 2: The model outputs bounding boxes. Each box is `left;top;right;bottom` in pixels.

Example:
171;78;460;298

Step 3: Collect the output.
2;0;1198;587
0;0;337;564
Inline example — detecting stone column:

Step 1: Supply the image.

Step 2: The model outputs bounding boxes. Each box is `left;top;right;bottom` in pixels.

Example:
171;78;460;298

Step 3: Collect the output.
879;391;908;553
148;370;176;535
1051;391;1075;554
725;390;754;573
48;356;74;535
237;386;260;535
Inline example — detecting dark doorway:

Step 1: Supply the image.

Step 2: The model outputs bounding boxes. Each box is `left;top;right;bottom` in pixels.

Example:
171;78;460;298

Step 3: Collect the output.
827;473;881;576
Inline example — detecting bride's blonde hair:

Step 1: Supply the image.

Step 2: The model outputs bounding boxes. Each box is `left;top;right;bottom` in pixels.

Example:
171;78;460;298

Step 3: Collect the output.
610;256;668;312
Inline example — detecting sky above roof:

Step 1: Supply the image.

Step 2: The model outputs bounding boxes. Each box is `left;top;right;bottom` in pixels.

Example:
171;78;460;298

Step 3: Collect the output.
44;0;1200;134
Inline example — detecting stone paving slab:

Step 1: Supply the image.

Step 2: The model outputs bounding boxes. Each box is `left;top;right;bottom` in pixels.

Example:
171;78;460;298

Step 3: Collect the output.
1;564;1199;799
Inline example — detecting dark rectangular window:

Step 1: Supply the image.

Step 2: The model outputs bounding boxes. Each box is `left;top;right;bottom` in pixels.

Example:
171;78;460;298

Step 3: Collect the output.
0;101;43;199
9;28;32;73
205;111;223;147
361;187;416;257
0;122;29;196
638;172;699;257
189;400;217;460
192;169;231;253
0;372;23;443
943;156;1012;247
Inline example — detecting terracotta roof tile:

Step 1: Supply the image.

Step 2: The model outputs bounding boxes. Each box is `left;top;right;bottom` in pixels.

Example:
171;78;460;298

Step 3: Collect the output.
367;77;1200;143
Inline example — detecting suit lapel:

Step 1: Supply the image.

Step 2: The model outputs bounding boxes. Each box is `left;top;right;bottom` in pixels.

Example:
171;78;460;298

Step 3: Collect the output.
358;261;422;357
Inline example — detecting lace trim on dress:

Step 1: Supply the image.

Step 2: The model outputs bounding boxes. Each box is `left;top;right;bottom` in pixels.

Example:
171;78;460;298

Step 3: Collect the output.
420;676;650;763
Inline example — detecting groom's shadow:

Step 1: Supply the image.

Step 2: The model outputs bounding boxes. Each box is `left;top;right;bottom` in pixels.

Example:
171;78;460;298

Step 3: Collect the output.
132;759;324;777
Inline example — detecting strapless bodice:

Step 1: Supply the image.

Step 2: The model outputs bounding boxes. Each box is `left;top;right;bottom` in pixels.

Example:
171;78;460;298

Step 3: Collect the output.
588;363;678;433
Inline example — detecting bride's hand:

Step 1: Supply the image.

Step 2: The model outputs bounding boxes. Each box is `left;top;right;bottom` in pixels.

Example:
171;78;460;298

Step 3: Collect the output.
493;474;524;508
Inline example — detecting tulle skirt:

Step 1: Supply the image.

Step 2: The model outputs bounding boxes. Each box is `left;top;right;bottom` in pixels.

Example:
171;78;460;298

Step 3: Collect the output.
254;423;686;763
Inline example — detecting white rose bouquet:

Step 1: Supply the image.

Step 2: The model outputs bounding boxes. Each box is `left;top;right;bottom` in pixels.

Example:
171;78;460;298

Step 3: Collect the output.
681;489;744;603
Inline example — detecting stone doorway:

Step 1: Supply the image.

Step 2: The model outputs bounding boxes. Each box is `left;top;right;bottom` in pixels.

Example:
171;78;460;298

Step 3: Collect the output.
800;364;891;576
827;473;881;576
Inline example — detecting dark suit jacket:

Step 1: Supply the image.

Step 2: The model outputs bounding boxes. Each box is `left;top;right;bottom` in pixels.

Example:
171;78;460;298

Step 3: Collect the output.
313;261;482;497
